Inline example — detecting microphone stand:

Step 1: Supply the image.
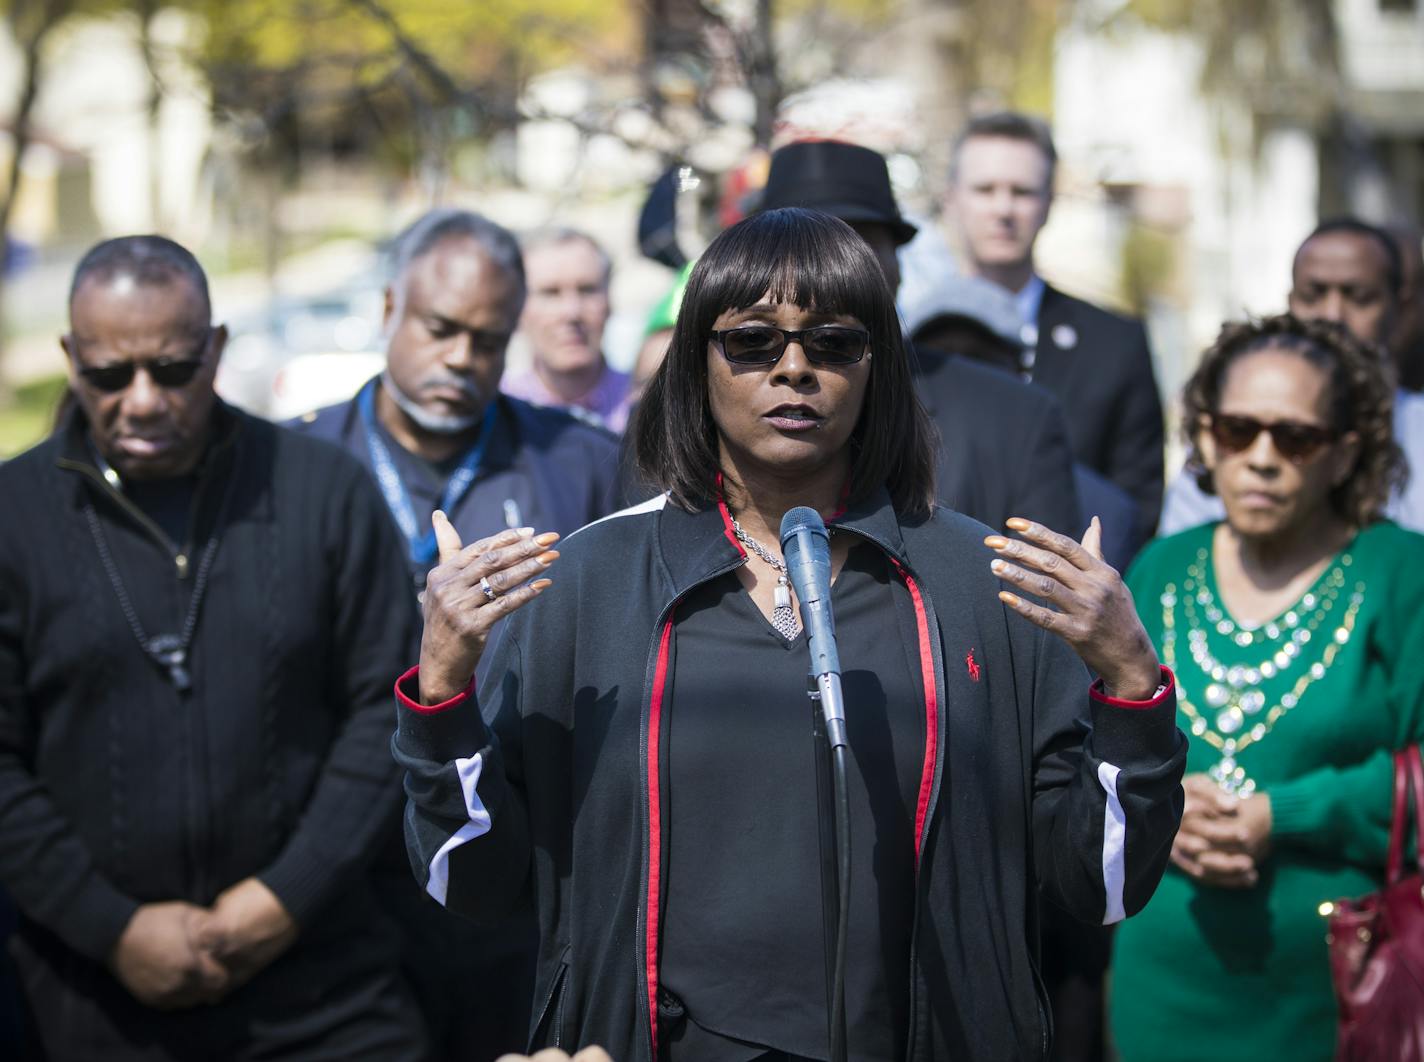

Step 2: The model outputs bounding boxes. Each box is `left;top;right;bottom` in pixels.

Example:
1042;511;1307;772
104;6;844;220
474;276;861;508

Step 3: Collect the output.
809;673;850;1062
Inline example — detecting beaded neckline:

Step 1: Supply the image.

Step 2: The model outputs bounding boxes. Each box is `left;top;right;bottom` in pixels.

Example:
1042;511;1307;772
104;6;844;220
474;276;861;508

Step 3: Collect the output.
1161;546;1365;795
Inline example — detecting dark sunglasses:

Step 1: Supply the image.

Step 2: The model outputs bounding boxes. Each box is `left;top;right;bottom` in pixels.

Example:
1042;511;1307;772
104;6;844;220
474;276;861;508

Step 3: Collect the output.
1208;413;1337;463
76;330;211;394
79;357;206;393
711;325;870;366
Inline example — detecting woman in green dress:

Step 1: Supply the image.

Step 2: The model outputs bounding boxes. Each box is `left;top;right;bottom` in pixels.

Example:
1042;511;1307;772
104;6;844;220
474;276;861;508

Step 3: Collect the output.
1110;314;1424;1060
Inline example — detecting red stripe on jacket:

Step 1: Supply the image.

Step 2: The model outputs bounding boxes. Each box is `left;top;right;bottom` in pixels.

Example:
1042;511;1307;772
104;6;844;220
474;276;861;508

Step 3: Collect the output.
715;494;745;556
893;562;939;866
645;617;675;1053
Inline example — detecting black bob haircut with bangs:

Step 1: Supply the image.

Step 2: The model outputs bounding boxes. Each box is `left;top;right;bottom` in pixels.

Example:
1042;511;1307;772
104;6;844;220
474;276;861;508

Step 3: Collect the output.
631;207;938;518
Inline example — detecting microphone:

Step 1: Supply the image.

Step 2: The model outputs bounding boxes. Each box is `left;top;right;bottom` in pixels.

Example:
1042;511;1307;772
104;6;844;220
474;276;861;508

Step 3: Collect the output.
780;506;847;749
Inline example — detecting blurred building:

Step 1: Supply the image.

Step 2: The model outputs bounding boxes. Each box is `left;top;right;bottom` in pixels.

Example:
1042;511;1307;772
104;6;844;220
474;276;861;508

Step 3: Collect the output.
0;11;213;252
1052;0;1424;403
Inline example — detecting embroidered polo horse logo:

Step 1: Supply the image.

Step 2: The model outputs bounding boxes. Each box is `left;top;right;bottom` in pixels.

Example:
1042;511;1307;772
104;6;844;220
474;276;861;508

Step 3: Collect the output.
966;648;981;682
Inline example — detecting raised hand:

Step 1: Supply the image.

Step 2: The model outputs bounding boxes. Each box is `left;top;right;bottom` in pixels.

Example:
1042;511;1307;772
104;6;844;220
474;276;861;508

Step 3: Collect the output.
986;516;1161;701
419;511;559;704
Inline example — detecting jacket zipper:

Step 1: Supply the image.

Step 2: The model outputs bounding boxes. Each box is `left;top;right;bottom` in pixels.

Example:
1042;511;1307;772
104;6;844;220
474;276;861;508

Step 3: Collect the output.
885;552;947;1062
59;460;192;575
530;949;571;1050
58;455;223;901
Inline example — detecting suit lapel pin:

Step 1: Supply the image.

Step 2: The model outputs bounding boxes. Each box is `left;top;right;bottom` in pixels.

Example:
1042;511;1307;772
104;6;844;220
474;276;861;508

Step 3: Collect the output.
1051;323;1078;351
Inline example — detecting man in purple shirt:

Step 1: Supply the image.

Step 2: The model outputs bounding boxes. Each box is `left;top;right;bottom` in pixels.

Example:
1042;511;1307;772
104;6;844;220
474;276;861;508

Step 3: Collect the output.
502;228;633;432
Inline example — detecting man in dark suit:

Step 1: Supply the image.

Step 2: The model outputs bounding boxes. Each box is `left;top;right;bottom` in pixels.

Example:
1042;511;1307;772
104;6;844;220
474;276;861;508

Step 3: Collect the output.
906;273;1142;572
945;111;1165;536
758;139;1081;538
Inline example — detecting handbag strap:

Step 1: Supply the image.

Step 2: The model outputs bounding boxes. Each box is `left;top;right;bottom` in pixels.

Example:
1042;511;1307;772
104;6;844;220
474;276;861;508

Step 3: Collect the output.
1409;745;1424;878
1386;745;1424;885
1388;748;1410;884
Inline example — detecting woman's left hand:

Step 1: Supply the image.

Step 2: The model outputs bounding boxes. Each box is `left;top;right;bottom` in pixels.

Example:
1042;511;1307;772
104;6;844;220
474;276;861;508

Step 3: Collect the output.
986;516;1161;700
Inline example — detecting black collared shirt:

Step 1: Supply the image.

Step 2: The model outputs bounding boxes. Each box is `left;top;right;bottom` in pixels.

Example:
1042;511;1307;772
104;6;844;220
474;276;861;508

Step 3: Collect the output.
660;542;923;1061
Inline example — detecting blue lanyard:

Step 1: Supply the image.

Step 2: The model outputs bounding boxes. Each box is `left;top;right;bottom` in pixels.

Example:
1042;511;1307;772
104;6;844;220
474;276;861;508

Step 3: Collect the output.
357;379;498;567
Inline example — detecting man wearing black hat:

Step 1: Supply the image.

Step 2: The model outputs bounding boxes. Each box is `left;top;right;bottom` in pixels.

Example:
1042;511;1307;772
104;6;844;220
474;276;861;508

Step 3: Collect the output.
760;138;1082;538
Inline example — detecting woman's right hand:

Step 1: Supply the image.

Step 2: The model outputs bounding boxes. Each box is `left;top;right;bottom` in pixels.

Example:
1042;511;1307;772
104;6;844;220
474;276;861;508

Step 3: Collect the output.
418;511;559;704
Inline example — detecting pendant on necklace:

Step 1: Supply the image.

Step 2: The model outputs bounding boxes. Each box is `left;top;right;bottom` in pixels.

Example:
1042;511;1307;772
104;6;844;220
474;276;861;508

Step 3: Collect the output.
774;575;791;611
772;575;800;639
146;634;192;693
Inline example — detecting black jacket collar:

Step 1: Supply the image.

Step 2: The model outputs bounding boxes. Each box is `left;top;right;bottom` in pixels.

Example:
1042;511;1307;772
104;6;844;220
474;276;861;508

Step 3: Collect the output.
54;400;245;529
652;484;913;603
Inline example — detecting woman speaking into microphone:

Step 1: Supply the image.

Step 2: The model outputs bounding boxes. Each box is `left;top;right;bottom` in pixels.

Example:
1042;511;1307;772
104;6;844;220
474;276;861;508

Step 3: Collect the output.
393;208;1185;1062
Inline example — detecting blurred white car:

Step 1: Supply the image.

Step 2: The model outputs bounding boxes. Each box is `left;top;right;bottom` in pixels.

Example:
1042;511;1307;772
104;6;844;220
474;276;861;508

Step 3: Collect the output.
269;350;387;421
217;285;387;418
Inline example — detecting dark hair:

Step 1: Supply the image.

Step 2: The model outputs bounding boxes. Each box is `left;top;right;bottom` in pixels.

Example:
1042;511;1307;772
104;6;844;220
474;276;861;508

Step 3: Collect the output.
70;236;211;324
950;111;1058;190
631;207;938;518
1299;217;1404;297
389;208;526;312
1182;314;1404;527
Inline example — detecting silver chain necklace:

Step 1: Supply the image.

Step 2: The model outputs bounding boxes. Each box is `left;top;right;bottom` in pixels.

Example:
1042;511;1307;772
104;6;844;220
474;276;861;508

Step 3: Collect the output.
730;515;801;639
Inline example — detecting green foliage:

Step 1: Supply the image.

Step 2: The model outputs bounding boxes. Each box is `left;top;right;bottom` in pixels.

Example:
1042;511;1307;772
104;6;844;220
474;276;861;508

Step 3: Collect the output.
0;373;67;458
194;0;634;112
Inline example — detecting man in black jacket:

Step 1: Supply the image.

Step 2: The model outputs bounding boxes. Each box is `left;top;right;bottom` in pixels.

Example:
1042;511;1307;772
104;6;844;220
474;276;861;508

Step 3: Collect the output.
757;139;1082;538
0;237;423;1060
945;111;1165;537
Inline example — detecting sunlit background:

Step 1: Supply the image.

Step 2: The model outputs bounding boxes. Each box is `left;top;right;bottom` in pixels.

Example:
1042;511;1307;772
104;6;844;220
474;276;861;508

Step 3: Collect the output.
1;0;1421;455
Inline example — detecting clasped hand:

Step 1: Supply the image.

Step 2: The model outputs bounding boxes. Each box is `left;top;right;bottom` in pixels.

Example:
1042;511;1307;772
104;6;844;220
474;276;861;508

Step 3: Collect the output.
1169;773;1272;888
108;877;299;1010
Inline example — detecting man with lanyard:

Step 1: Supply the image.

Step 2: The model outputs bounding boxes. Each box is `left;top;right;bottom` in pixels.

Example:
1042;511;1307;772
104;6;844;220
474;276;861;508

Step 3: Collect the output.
292;207;620;1061
295;208;621;598
0;236;423;1059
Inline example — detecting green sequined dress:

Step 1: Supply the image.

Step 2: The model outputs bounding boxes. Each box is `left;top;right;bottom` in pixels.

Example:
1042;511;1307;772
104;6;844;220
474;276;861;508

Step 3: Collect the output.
1110;520;1424;1061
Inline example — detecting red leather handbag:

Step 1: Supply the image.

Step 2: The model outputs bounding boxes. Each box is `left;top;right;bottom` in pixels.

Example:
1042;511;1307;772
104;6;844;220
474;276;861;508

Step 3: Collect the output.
1327;745;1424;1060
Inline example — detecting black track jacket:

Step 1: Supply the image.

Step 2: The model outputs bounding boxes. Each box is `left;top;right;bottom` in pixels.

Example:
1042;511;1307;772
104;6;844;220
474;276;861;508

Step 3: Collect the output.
393;490;1187;1062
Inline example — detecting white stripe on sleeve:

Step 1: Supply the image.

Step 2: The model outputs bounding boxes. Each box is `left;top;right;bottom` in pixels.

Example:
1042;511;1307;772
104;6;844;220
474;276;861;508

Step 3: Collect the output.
1097;761;1127;925
425;754;492;906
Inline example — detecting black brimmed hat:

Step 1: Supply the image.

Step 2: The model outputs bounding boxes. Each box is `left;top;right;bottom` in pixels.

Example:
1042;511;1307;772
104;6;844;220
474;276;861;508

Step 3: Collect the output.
759;140;918;246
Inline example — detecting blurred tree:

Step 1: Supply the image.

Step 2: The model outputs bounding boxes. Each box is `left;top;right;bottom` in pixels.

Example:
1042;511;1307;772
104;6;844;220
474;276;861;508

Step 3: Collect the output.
0;0;124;377
190;0;635;189
1125;0;1340;120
